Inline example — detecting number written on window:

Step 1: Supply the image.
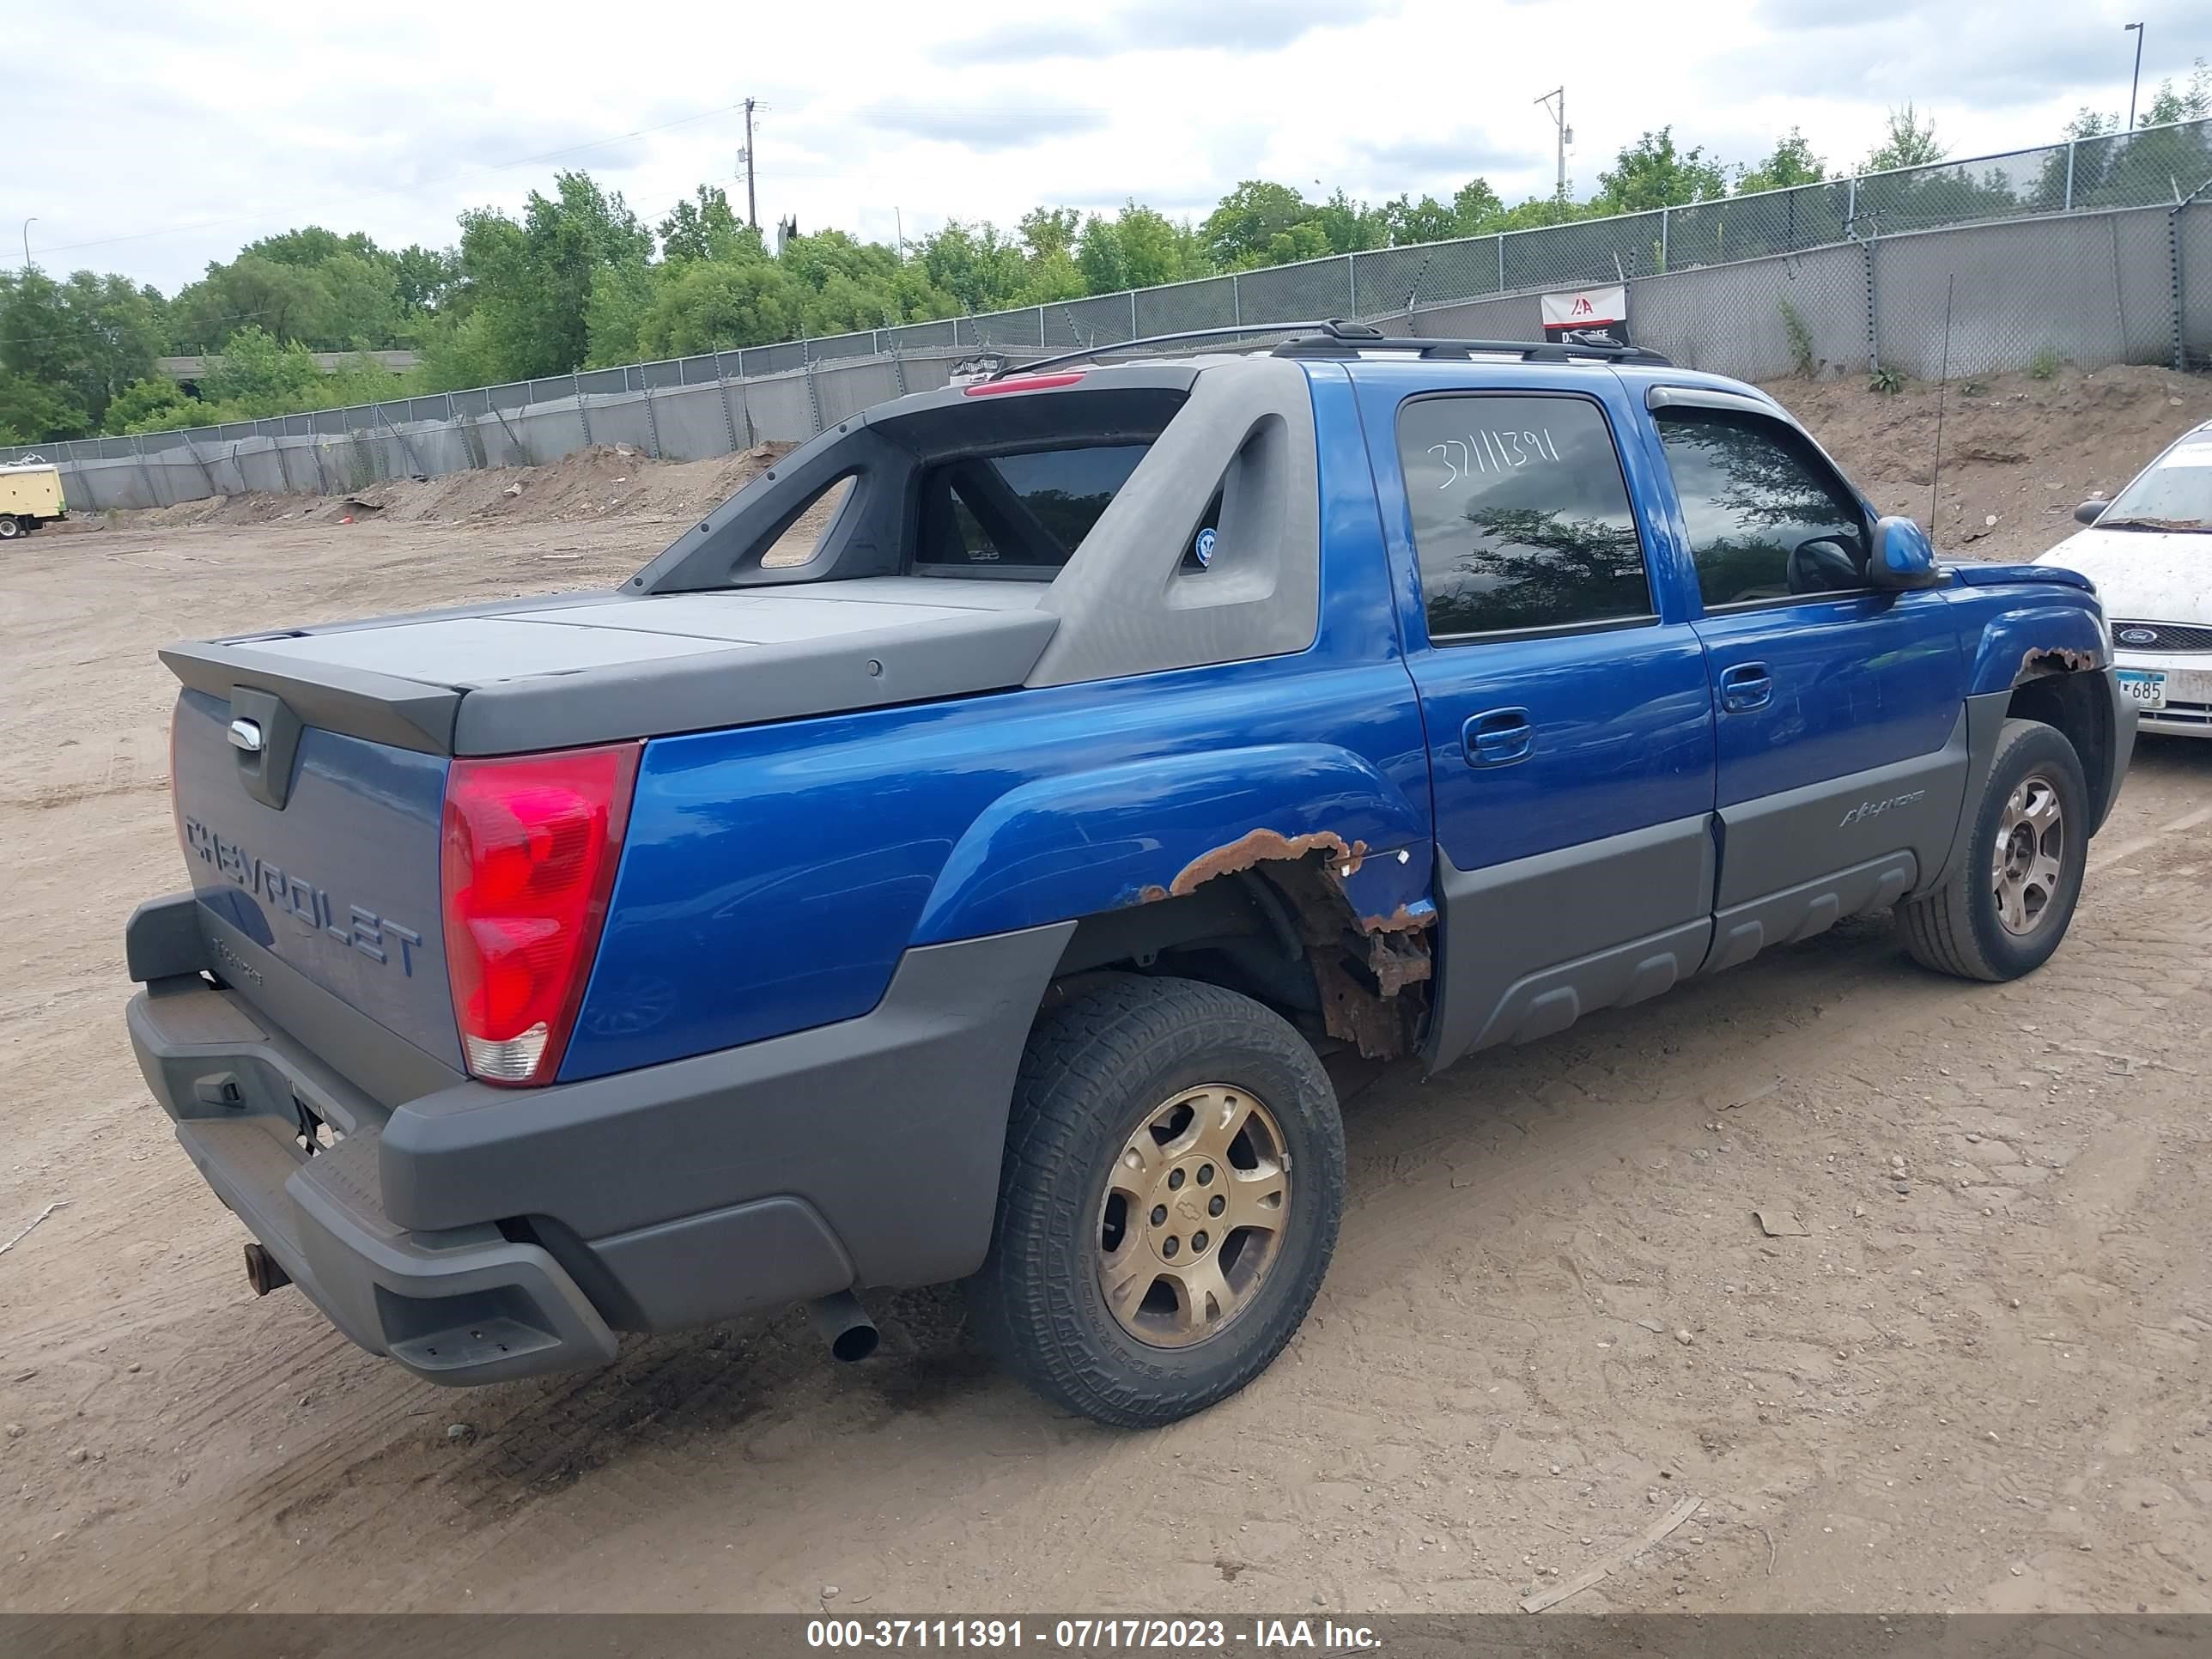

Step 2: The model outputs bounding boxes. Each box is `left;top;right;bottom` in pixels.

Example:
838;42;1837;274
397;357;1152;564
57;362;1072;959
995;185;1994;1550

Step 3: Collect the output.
1424;425;1564;486
1397;394;1652;639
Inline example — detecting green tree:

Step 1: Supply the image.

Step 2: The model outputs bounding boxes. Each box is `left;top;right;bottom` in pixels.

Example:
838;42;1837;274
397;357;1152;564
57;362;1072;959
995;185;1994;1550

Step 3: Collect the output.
241;227;380;268
1018;207;1083;261
1077;203;1211;293
1370;179;1511;252
198;324;326;410
392;244;461;313
316;250;405;348
0;268;167;434
802;270;899;335
635;258;803;356
1012;252;1088;307
1493;195;1589;231
2141;59;2212;127
1860;103;1948;173
1594;128;1728;214
2031;109;2120;209
913;219;1032;314
585;263;655;367
659;185;747;262
1379;194;1461;246
167;226;439;353
1735;130;1826;195
1260;221;1334;265
170;255;325;349
1202;180;1310;268
1310;189;1388;254
1452;179;1505;232
781;228;898;295
101;376;194;433
0;372;89;445
414;308;507;393
2091;63;2212;208
453;171;653;381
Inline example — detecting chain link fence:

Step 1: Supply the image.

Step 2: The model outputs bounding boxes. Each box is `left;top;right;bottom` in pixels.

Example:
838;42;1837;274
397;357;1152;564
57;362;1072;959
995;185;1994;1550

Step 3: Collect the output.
11;122;2209;507
2178;191;2212;371
1631;196;2212;382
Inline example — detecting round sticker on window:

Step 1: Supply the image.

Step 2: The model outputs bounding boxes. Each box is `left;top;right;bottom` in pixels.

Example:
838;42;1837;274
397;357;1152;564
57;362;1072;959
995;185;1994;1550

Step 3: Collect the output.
1194;527;1217;568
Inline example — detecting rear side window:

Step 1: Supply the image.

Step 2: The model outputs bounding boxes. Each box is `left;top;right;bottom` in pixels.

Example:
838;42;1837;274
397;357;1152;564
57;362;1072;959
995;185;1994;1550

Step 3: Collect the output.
1397;394;1652;639
1654;407;1870;607
916;443;1151;573
760;475;855;568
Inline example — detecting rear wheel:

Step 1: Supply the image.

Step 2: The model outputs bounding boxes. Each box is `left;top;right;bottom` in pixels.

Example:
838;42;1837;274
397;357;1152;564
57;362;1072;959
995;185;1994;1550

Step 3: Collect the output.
1899;717;2088;981
0;516;21;540
969;975;1344;1428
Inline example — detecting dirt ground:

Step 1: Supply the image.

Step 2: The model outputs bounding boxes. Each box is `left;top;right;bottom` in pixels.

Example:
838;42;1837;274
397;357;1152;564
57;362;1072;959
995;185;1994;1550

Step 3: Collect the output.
1782;362;2212;563
4;372;2212;1616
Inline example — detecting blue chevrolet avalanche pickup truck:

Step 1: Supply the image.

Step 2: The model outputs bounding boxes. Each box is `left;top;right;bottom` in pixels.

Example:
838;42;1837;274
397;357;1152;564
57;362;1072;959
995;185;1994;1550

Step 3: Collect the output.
125;322;2135;1427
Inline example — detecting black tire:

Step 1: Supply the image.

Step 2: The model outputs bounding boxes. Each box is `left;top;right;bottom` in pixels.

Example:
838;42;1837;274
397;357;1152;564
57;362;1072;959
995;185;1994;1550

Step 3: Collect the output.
1899;717;2089;981
968;975;1344;1429
0;516;21;540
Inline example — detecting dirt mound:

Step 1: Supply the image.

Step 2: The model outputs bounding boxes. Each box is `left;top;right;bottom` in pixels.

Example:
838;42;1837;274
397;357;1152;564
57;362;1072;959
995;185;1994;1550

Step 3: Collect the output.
108;442;793;534
1763;362;2212;562
87;364;2211;567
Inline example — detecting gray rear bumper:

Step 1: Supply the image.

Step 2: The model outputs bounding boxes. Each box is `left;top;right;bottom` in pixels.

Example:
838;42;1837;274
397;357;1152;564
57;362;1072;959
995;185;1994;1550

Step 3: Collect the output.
127;982;617;1384
125;896;1073;1386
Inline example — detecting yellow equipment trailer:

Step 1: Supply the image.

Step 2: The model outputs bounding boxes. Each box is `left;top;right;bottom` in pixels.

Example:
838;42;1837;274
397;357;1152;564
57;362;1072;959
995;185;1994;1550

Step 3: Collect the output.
0;459;66;538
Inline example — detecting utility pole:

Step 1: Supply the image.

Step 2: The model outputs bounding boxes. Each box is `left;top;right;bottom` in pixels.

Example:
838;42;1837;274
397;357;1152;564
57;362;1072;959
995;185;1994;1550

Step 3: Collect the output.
741;97;758;229
2124;22;2144;130
20;217;34;270
1535;88;1571;203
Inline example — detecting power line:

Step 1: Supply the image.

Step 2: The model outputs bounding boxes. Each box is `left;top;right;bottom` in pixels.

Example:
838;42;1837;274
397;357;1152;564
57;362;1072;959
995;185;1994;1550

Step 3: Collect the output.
38;102;748;258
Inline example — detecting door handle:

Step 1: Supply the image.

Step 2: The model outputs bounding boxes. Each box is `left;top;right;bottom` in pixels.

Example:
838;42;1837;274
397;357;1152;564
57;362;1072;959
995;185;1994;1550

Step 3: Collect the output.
1462;707;1533;767
1719;662;1774;713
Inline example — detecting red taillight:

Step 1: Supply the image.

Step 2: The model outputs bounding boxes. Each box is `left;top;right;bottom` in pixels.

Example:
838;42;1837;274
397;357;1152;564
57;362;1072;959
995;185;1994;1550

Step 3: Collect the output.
962;371;1085;396
440;743;639;1085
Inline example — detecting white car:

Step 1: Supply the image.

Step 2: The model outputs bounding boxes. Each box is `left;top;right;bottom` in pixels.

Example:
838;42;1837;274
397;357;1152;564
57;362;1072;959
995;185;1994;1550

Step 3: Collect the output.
2038;418;2212;738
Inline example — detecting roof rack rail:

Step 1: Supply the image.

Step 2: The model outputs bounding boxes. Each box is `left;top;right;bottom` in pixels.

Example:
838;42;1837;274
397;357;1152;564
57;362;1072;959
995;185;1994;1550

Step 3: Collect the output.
981;317;1672;381
1273;322;1673;367
986;320;1336;380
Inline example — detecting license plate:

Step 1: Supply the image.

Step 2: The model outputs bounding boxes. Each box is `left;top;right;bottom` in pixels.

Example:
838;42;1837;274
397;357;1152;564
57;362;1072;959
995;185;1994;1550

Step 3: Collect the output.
2117;668;2166;710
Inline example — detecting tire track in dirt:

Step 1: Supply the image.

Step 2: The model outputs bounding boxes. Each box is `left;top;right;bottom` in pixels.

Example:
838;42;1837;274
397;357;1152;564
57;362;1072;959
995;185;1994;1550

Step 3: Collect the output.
310;772;2212;1615
7;509;2212;1615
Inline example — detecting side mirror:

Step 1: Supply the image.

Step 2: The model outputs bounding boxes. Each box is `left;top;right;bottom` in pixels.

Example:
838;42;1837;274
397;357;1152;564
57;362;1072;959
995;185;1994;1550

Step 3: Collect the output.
1869;514;1942;591
2074;499;2108;526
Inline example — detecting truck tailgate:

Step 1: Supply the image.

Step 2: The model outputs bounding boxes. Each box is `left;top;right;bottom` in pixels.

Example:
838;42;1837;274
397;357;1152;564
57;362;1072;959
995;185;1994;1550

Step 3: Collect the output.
170;688;460;1068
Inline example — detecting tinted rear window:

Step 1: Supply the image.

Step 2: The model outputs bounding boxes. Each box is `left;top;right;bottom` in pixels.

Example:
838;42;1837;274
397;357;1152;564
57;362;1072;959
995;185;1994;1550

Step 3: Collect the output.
1396;393;1652;637
915;444;1149;572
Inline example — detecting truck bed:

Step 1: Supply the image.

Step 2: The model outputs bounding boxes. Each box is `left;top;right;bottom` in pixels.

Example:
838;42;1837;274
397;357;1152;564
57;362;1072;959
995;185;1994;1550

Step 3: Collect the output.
161;577;1058;757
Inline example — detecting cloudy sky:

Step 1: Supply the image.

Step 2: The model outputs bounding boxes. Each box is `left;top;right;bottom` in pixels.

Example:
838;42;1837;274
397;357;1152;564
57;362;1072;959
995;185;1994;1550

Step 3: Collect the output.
9;0;2204;294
